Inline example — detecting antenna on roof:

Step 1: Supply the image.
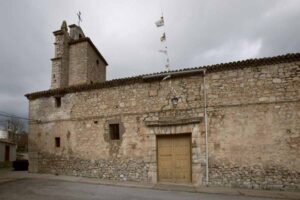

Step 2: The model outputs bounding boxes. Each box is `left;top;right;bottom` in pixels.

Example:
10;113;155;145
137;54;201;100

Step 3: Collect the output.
77;11;82;26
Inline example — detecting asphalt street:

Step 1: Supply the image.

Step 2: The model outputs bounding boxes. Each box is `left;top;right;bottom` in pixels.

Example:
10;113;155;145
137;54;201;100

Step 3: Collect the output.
0;179;277;200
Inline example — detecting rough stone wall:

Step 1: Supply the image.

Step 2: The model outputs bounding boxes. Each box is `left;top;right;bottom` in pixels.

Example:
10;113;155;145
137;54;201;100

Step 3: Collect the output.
28;76;205;183
38;152;149;181
68;42;88;85
87;43;106;83
28;61;300;190
205;62;300;190
51;32;69;89
51;58;62;89
207;103;299;190
206;63;299;105
68;41;106;85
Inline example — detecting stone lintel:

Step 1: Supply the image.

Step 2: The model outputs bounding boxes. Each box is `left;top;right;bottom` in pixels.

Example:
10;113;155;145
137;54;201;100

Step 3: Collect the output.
145;117;202;127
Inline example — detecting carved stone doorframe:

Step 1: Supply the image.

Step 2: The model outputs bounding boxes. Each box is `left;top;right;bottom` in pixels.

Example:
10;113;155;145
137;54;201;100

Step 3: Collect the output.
145;116;204;186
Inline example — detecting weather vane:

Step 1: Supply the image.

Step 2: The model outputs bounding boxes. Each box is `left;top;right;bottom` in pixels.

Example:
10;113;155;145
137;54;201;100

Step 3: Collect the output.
77;11;82;26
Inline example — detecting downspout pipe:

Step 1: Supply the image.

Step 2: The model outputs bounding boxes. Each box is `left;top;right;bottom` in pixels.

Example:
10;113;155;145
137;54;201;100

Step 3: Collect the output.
203;68;209;185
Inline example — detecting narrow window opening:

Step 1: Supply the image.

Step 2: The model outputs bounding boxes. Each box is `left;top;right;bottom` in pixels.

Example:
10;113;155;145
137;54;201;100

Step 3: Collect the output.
79;34;82;38
94;121;98;124
96;60;99;65
55;137;60;147
53;74;55;78
55;97;61;108
109;124;120;140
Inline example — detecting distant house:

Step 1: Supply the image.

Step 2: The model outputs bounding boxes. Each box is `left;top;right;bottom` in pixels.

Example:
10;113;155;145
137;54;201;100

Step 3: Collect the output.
0;130;8;139
0;129;17;142
0;139;16;167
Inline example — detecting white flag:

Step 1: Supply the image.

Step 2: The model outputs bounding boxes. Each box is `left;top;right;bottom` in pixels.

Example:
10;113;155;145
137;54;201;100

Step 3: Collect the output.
155;16;164;27
160;33;166;42
158;49;167;54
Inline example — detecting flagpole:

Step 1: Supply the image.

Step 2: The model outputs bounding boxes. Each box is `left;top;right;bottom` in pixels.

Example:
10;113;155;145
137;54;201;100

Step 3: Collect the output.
157;0;170;71
156;0;177;96
162;14;171;71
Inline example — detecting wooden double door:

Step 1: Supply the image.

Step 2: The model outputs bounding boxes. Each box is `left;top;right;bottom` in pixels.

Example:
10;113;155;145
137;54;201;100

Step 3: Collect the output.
157;134;191;184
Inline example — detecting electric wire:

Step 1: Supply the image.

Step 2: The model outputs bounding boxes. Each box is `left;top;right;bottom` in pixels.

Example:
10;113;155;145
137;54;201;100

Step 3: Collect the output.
0;111;37;122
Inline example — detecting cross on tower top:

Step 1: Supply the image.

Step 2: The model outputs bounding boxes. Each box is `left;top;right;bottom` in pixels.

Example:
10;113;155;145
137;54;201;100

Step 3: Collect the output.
77;11;82;26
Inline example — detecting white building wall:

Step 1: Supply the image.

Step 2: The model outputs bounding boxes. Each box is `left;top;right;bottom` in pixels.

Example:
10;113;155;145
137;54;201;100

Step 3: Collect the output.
0;130;8;139
0;142;16;162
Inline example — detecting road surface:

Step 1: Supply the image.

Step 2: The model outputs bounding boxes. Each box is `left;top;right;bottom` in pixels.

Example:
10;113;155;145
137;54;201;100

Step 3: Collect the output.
0;179;277;200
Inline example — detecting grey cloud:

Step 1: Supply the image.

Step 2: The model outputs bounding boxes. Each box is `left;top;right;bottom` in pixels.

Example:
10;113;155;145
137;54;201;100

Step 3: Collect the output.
0;0;300;128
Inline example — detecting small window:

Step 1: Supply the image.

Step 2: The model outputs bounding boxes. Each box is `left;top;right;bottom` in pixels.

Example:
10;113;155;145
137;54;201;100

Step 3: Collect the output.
79;34;82;38
109;124;120;140
55;97;61;108
53;74;55;78
96;60;99;65
55;137;60;147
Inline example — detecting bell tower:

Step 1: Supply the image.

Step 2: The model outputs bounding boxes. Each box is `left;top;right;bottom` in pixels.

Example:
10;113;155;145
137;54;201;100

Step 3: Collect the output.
50;21;108;89
51;21;70;89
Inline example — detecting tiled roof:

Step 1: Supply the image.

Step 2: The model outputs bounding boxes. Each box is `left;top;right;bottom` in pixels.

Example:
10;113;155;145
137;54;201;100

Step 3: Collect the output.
25;52;300;100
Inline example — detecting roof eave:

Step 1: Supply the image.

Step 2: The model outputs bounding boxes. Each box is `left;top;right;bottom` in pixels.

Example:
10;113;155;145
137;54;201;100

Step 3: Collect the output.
25;52;300;100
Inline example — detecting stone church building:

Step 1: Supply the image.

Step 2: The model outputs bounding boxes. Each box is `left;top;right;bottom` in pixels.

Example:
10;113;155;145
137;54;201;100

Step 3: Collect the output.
26;21;299;190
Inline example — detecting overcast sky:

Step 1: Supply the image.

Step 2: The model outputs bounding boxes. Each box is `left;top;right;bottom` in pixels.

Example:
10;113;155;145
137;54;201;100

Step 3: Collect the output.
0;0;300;127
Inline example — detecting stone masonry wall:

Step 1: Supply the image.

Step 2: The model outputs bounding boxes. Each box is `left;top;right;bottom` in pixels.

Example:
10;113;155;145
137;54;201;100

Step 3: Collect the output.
68;42;88;85
28;61;300;190
51;31;69;89
38;152;149;181
205;62;300;190
51;58;62;89
87;43;106;83
67;41;106;85
28;75;205;184
207;103;299;190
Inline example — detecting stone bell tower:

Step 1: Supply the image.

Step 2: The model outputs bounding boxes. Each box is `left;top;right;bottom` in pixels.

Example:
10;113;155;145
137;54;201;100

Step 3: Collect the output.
51;21;70;89
51;21;108;89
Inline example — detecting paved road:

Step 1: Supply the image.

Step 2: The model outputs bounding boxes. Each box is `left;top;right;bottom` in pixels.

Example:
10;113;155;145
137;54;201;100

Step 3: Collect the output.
0;179;277;200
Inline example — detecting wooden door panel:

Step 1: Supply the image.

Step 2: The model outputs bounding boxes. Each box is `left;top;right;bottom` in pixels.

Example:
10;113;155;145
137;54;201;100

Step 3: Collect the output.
173;135;191;183
157;134;191;183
